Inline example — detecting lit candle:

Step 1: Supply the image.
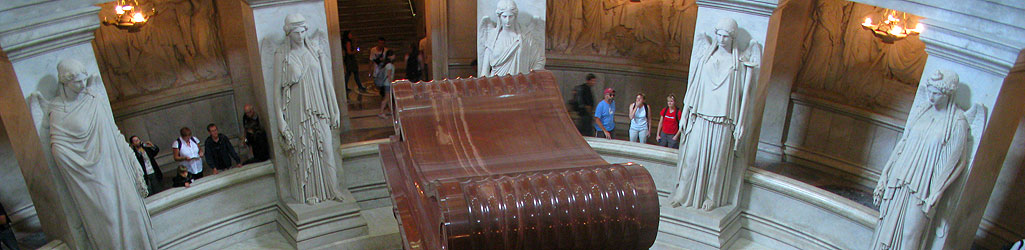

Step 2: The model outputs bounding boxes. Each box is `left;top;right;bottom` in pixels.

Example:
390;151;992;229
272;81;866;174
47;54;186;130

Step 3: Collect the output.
889;25;904;35
862;17;873;26
913;23;924;33
131;12;146;23
115;5;124;15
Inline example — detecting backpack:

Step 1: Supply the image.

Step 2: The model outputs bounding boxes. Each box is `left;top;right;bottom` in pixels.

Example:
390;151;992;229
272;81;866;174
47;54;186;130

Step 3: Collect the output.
662;107;681;122
176;137;199;148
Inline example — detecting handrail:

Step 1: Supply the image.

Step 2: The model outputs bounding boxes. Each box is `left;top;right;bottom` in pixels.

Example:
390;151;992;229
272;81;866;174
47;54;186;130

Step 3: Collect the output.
407;0;416;17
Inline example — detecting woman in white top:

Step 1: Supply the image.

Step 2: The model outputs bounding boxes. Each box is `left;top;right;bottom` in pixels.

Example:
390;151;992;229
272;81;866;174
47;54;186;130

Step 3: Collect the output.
172;127;204;178
629;93;650;143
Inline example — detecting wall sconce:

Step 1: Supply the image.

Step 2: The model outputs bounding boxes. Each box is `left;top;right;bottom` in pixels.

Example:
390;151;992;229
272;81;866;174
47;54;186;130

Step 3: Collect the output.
862;9;922;43
101;0;156;32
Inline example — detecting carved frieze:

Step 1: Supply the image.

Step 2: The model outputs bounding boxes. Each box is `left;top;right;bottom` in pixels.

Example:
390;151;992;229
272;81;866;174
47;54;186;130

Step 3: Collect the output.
546;0;697;66
792;0;927;118
93;0;229;104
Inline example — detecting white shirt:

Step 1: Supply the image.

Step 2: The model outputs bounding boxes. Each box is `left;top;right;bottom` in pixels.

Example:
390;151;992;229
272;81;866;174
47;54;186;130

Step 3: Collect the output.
172;136;203;174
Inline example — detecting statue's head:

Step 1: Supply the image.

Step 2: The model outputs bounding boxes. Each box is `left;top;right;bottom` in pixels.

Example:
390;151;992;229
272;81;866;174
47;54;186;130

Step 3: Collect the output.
495;0;519;28
57;59;88;95
925;69;958;108
284;14;308;43
714;18;738;50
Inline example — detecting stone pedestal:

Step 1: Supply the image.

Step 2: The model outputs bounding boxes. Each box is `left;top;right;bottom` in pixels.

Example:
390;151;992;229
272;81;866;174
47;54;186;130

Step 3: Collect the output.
279;199;368;250
658;204;743;249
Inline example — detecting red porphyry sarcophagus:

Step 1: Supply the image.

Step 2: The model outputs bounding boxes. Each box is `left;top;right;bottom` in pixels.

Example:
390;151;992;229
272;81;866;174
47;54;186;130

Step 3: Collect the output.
380;70;659;250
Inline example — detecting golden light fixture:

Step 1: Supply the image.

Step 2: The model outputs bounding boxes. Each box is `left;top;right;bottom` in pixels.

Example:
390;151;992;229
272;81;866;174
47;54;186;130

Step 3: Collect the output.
861;9;923;43
101;0;156;32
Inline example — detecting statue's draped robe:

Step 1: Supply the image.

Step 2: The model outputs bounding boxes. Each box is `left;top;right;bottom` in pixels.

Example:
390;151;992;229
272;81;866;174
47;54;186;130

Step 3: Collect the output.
481;26;523;77
276;40;343;204
48;80;158;250
871;104;968;250
669;41;748;210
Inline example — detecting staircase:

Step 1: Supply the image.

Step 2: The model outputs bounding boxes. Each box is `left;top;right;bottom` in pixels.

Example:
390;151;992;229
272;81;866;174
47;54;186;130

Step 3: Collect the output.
339;0;422;83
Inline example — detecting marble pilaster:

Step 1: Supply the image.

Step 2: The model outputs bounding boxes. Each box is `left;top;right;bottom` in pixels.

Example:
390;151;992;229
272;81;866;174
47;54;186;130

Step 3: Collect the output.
0;2;106;249
663;0;779;248
242;0;367;248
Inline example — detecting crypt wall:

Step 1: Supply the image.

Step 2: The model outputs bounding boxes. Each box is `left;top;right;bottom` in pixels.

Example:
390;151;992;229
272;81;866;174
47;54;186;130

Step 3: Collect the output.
93;0;260;174
757;0;928;188
433;0;697;141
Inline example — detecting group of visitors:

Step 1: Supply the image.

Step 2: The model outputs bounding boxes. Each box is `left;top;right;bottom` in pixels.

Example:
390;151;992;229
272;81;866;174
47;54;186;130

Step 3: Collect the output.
570;74;683;149
342;31;428;119
128;104;271;195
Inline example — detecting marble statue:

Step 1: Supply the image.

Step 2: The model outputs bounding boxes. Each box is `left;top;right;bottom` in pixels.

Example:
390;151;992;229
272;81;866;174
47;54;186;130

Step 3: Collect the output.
668;18;761;210
478;0;545;77
272;13;344;204
27;59;158;250
870;70;985;250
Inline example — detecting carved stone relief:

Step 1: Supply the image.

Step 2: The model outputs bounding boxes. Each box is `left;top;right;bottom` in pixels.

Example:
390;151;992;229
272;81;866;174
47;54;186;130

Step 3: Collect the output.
791;0;927;118
546;0;697;66
93;0;229;103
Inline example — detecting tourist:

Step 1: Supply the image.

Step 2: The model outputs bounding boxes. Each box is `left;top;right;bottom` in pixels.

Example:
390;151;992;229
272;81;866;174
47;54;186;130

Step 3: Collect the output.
594;87;616;139
172;127;204;179
369;37;389;81
405;41;425;83
242;104;270;164
342;30;365;93
656;94;682;149
130;135;163;196
569;74;597;136
171;165;193;188
629;93;650;143
377;50;396;119
204;123;241;175
0;201;18;250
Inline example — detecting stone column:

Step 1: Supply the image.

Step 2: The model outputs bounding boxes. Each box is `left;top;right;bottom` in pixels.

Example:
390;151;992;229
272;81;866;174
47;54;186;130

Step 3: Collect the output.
427;0;450;79
0;2;104;249
660;1;780;249
241;0;367;248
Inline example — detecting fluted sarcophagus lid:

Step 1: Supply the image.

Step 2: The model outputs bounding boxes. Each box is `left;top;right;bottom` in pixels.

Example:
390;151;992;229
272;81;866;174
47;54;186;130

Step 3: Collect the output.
380;71;659;250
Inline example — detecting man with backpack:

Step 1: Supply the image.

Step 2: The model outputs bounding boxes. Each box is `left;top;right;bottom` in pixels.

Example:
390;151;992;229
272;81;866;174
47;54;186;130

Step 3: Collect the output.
569;74;597;136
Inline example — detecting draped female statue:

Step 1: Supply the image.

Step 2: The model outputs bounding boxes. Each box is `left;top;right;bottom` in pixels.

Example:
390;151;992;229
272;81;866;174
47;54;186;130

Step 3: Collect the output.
870;70;979;250
272;14;344;204
668;18;761;210
478;0;545;77
28;59;157;249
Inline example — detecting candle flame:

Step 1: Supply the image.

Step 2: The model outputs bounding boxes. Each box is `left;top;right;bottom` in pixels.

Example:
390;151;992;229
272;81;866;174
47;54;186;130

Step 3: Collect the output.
863;17;873;26
131;12;146;23
115;5;124;15
889;26;904;35
912;23;924;33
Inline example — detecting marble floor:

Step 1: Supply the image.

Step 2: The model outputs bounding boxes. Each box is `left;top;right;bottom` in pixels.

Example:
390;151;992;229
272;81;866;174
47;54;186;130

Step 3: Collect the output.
221;206;402;250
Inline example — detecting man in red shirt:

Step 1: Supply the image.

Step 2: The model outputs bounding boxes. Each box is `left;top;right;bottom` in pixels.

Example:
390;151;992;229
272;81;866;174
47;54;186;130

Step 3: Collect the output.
656;94;682;149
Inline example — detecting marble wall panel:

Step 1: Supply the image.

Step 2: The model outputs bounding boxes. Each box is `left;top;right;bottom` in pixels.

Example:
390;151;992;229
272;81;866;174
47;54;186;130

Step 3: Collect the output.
783;97;904;187
114;92;243;173
791;0;927;118
93;0;230;106
548;68;687;131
